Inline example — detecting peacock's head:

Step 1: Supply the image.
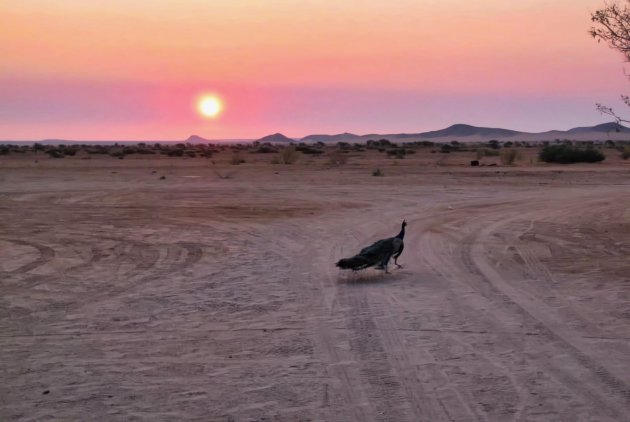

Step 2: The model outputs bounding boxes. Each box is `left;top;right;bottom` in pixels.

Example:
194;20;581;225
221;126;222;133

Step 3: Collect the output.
402;220;407;227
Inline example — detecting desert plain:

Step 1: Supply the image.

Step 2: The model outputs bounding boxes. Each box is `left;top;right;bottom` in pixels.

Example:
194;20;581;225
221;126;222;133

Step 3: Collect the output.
1;146;629;421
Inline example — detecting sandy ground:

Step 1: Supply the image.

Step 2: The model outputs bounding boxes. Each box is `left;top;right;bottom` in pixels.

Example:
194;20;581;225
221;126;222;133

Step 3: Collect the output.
1;151;630;421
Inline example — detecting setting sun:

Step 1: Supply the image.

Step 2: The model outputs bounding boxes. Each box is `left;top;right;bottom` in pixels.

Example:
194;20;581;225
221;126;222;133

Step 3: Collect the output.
197;95;223;119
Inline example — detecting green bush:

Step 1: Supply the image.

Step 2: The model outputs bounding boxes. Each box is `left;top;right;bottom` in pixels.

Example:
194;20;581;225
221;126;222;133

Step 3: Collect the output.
539;145;605;164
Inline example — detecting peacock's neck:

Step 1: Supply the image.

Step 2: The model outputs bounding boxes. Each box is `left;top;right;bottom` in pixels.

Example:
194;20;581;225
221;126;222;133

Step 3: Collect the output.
396;224;405;239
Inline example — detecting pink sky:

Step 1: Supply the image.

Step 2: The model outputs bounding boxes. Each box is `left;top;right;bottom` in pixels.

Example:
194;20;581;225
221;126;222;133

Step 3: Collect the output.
1;0;628;140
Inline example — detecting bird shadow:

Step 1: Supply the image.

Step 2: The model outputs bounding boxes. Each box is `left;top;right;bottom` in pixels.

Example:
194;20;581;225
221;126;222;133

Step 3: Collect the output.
337;268;410;285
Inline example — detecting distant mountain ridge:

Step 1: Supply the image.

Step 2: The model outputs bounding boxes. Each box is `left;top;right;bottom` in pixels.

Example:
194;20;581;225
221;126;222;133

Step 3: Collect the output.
297;122;630;143
3;122;628;145
565;122;630;134
301;132;361;142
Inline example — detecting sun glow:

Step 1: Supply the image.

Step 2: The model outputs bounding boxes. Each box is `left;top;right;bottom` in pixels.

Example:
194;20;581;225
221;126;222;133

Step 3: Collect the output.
197;95;223;119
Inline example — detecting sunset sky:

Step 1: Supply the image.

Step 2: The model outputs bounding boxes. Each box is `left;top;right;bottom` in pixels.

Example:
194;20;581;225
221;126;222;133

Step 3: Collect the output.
1;0;628;140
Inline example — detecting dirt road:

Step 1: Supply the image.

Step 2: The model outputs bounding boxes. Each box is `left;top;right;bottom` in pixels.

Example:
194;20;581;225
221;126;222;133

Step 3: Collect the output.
1;160;629;421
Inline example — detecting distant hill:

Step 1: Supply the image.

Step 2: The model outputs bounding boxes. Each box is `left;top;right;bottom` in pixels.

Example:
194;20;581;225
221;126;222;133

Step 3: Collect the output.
185;134;210;143
566;122;630;134
419;124;522;139
256;133;295;143
301;132;361;142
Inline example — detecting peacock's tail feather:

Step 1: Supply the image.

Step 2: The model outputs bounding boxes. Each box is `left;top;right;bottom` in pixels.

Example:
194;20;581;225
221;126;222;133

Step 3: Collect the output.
336;255;379;270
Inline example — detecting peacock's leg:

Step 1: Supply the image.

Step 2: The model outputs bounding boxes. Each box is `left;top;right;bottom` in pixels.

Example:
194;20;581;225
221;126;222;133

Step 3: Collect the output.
380;254;392;273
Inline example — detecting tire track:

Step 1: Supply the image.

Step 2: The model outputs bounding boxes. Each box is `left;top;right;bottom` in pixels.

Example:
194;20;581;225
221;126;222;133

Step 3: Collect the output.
467;207;630;411
418;191;630;419
2;238;55;274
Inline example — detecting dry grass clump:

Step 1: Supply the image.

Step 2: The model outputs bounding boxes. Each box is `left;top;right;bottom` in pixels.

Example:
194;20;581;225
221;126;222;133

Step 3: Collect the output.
276;145;299;164
500;149;521;165
372;168;384;176
230;152;246;165
476;148;500;159
327;149;349;165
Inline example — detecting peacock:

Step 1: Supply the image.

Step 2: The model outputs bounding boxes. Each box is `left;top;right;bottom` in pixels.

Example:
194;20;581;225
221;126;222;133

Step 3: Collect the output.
336;220;406;273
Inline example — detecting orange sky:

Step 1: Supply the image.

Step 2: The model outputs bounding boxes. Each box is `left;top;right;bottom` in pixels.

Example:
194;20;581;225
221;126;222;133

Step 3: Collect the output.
1;0;628;140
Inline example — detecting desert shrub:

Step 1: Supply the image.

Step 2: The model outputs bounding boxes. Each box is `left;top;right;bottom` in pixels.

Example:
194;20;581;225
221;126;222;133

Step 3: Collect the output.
387;148;411;158
500;149;520;165
167;149;184;157
372;168;383;176
47;149;64;158
439;144;452;153
277;145;299;164
185;150;196;158
539;145;605;163
487;140;501;149
328;149;349;165
136;148;155;155
295;145;323;155
0;147;9;155
621;147;630;160
367;139;395;149
253;145;277;154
